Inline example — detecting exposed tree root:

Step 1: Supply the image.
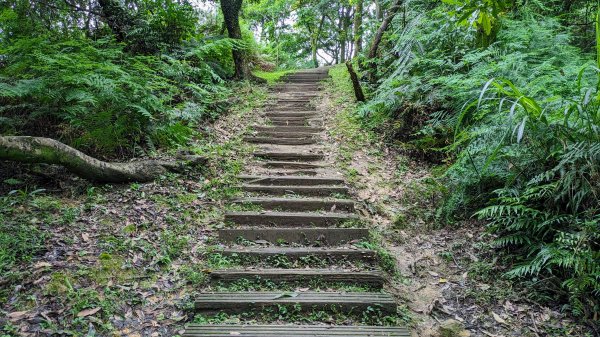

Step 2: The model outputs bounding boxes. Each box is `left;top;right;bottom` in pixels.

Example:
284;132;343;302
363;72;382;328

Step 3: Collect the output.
0;136;205;183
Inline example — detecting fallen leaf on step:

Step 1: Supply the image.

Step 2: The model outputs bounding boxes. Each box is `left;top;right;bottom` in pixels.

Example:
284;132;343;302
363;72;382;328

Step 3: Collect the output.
82;233;90;242
438;278;448;283
428;271;439;277
34;262;52;269
8;311;28;321
492;311;507;324
77;307;101;317
229;332;240;335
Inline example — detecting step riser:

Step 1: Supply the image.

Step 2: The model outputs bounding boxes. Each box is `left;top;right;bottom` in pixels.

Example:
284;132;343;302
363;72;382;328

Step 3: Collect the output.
210;270;385;288
240;185;347;197
264;162;325;169
238;176;344;186
231;198;354;212
244;137;317;145
183;325;410;337
269;120;310;126
265;113;318;118
218;228;368;244
224;213;357;227
221;249;376;262
194;301;393;314
254;126;323;133
255;131;319;138
254;153;324;161
268;117;314;122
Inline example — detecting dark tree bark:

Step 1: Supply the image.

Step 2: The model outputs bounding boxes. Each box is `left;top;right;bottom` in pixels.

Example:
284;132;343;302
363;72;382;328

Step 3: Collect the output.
345;61;365;102
97;0;134;43
220;0;250;79
367;0;403;82
353;0;363;57
0;137;205;183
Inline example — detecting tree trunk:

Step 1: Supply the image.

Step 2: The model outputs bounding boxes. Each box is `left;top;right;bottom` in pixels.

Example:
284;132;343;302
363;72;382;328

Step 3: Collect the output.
97;0;134;43
339;7;347;64
353;0;363;57
367;0;403;82
375;0;383;21
345;61;365;102
0;137;205;183
220;0;249;79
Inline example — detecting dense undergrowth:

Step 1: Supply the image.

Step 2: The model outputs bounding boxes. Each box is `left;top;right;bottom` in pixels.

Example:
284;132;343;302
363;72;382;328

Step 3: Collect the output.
0;1;270;158
352;0;599;323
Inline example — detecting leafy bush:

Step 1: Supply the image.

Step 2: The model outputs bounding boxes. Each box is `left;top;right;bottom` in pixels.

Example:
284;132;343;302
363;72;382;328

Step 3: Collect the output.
0;36;230;156
355;0;600;318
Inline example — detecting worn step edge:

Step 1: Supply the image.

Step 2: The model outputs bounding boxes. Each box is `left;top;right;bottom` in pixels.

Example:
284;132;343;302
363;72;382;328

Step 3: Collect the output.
240;185;347;196
263;162;326;169
183;325;410;337
218;227;368;244
231;196;354;211
209;269;385;287
254;126;323;133
244;137;317;145
254;152;324;161
182;325;409;337
253;131;319;138
237;175;344;186
193;292;395;313
220;247;376;262
224;211;359;226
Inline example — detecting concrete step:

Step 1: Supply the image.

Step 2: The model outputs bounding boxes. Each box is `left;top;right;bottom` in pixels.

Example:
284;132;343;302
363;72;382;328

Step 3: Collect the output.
254;126;323;133
183;325;410;337
221;246;376;262
254;131;319;138
270;119;310;126
231;196;354;211
238;175;344;186
269;116;314;122
193;292;395;313
218;227;369;244
240;184;347;197
224;211;358;226
244;137;317;145
254;152;324;161
209;269;386;288
265;112;318;118
263;161;326;169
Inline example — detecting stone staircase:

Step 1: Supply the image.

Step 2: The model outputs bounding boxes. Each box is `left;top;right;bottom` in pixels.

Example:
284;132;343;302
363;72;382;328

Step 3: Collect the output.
182;69;410;337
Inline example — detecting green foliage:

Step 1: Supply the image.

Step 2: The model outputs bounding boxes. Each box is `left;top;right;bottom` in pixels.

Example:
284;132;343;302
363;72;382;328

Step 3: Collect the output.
0;36;230;155
352;0;600;319
467;76;600;317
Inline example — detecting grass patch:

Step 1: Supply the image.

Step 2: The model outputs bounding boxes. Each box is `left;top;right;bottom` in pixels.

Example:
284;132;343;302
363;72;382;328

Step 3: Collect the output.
253;69;295;85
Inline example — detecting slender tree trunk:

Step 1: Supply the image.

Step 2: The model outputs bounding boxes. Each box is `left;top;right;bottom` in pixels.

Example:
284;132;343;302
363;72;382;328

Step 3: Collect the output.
353;0;363;57
0;137;205;183
220;0;249;79
346;61;365;102
375;0;383;20
367;0;403;82
339;7;347;63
